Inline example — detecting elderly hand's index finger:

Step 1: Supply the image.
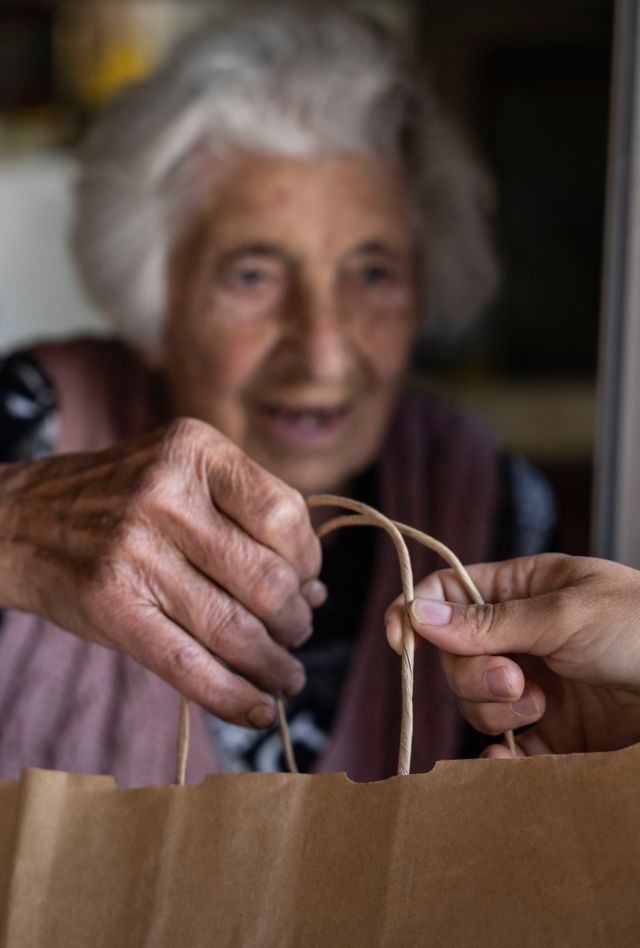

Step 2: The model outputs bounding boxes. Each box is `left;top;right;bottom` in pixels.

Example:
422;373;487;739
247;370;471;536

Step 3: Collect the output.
209;446;322;581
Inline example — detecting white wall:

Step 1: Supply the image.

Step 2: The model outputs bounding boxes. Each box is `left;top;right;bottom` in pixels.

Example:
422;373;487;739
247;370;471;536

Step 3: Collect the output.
0;152;108;355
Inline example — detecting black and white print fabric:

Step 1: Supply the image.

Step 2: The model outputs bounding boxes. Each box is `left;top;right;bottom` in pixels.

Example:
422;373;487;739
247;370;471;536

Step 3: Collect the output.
0;354;58;462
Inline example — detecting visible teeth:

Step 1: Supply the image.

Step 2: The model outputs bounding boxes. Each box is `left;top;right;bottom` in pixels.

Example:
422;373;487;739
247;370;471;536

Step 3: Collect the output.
301;414;322;428
268;407;345;424
287;411;324;427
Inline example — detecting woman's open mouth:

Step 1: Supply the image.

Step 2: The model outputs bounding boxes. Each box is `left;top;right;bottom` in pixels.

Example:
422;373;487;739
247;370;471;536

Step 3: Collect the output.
253;401;354;448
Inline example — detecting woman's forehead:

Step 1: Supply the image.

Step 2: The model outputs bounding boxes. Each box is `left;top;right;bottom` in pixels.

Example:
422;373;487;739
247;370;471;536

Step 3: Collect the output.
193;151;414;256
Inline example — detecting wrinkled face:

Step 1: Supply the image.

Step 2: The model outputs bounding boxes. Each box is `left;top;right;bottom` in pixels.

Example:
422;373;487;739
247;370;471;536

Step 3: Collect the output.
164;152;418;494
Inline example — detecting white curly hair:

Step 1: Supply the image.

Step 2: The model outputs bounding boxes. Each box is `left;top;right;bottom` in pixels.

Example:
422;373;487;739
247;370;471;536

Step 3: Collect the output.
72;4;498;360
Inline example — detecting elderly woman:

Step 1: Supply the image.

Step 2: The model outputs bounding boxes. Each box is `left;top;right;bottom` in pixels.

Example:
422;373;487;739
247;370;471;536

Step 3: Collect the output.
0;7;552;784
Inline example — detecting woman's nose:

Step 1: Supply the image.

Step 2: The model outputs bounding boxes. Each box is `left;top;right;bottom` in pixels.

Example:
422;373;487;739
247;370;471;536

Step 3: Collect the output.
287;292;353;379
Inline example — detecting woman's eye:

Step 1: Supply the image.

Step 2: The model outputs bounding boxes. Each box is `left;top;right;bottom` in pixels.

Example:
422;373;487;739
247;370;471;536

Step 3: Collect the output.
234;266;269;289
360;264;391;286
214;257;287;317
219;258;286;300
360;264;390;286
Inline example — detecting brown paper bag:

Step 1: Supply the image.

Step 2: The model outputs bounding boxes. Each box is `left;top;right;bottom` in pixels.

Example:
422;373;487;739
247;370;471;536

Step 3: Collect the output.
0;746;639;947
1;498;638;946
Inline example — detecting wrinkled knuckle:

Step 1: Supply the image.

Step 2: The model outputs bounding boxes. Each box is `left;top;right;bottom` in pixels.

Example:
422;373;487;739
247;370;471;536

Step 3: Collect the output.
209;601;263;654
158;417;207;464
469;603;496;647
250;559;298;615
165;416;202;445
221;444;251;481
261;489;306;542
129;441;201;516
234;609;265;645
129;468;179;516
160;639;203;685
218;445;263;499
201;601;234;654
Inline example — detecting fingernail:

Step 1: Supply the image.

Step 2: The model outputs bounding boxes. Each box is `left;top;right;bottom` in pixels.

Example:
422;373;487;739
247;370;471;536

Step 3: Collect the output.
411;598;452;626
512;690;539;719
301;579;328;608
284;667;306;696
485;666;517;699
247;703;275;729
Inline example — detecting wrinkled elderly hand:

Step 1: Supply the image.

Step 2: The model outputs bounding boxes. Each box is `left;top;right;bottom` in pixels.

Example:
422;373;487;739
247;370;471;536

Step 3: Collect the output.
385;553;640;756
0;418;324;729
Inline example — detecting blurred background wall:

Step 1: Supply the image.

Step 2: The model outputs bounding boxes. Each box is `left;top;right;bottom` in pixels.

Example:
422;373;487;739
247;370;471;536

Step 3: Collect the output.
0;0;614;556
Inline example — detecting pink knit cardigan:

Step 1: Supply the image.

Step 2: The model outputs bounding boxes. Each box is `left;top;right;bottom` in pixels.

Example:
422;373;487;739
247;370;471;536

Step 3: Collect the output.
0;339;499;785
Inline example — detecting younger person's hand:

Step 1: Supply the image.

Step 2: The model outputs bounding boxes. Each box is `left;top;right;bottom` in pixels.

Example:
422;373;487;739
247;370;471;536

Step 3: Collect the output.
385;554;640;756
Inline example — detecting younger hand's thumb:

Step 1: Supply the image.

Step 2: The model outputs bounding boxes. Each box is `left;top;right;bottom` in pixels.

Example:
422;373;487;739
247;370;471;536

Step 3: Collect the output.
408;596;525;657
385;597;469;655
385;595;527;657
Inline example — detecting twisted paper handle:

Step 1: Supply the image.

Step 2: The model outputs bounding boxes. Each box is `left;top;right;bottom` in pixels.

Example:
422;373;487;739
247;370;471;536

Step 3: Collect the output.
174;495;516;784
